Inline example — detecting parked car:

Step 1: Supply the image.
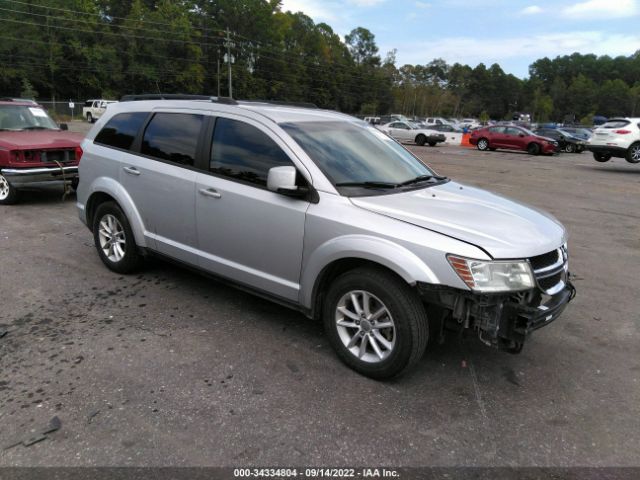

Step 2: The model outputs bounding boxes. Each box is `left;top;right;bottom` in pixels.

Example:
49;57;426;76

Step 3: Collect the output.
587;118;640;164
77;94;575;379
423;117;452;127
83;99;117;123
470;125;559;155
0;100;83;204
378;121;446;146
534;127;586;153
421;123;463;133
363;116;380;125
560;127;592;142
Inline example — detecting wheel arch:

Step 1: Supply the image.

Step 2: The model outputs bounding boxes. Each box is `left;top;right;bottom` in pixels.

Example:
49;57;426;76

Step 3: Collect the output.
85;178;148;248
301;235;439;318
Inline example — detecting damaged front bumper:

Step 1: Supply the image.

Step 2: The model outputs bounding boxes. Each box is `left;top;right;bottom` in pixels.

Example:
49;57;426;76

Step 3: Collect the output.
418;279;576;351
1;166;79;188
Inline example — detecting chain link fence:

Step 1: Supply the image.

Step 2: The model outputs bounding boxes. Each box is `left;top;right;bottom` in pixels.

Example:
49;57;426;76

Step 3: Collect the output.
37;100;86;122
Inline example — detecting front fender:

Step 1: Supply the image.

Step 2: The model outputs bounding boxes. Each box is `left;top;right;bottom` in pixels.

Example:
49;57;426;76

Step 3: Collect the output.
85;177;150;249
300;235;439;308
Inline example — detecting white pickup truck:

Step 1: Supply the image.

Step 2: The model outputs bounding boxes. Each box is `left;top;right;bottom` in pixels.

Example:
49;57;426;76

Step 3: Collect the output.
82;99;117;123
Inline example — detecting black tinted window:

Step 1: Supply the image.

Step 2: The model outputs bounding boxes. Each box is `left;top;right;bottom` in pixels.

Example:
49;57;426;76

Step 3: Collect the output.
210;118;292;186
95;112;148;150
141;113;203;166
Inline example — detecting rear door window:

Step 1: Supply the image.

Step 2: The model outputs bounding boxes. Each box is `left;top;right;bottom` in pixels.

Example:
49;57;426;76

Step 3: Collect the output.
210;117;293;187
94;112;149;151
140;113;204;166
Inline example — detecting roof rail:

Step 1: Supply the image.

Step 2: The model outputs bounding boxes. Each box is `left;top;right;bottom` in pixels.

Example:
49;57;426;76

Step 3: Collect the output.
119;94;238;105
242;99;318;109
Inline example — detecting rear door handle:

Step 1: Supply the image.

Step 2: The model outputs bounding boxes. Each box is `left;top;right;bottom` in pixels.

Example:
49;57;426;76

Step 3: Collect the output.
199;188;222;199
123;166;141;176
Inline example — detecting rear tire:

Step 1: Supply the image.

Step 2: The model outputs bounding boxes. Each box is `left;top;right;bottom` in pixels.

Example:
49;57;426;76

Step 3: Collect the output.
86;113;93;123
415;134;426;146
564;143;575;153
625;143;640;163
93;201;143;274
323;267;428;379
477;138;489;151
527;143;540;155
0;174;19;205
593;152;612;163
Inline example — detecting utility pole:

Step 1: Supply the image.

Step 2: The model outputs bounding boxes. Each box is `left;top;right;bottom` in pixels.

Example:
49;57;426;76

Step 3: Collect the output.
217;50;221;97
223;28;235;98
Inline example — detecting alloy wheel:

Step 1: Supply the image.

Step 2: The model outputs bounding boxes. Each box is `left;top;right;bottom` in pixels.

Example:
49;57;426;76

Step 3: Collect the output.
335;290;396;363
0;175;9;201
98;214;127;262
631;145;640;162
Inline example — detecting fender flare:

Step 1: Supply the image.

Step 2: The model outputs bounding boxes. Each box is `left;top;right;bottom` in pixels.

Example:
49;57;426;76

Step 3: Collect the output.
86;177;149;248
300;235;439;308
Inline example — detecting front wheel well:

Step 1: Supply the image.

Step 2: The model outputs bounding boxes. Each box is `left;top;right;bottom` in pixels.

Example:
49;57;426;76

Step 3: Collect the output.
310;258;414;320
86;192;117;231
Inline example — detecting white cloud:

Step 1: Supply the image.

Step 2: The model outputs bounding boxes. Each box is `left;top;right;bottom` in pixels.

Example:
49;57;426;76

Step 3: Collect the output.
389;31;640;72
562;0;639;19
280;0;338;21
521;5;543;15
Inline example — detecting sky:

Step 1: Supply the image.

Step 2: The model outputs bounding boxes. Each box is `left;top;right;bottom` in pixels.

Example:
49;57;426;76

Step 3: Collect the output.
279;0;640;78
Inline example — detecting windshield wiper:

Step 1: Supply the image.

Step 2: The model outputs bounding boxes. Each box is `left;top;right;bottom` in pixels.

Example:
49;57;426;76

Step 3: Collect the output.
21;126;49;130
335;181;399;189
399;174;448;186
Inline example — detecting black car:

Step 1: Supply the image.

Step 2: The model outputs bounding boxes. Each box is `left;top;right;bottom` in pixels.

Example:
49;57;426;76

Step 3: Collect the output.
534;128;586;153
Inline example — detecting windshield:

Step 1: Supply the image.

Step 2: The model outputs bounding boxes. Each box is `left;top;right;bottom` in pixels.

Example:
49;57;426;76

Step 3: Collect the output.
281;121;438;194
0;105;59;131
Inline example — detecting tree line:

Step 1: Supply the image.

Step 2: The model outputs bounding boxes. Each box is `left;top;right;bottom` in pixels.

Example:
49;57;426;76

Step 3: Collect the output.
1;0;639;123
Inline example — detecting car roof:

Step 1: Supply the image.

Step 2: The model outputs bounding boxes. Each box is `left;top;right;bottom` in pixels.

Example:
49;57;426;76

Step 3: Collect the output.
104;99;359;125
0;100;41;107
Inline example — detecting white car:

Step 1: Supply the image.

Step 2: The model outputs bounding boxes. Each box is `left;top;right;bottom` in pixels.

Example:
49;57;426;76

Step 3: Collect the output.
82;99;117;123
378;121;446;146
587;117;640;164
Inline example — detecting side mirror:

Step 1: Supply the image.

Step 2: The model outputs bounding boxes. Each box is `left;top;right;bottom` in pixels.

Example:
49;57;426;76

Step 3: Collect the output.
519;133;525;137
59;123;69;131
267;166;299;194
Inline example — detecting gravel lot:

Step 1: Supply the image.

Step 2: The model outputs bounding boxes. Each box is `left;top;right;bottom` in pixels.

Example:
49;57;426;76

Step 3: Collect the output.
1;127;639;467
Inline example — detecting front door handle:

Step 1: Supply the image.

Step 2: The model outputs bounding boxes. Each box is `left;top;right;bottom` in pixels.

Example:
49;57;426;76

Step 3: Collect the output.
123;166;141;176
199;188;222;199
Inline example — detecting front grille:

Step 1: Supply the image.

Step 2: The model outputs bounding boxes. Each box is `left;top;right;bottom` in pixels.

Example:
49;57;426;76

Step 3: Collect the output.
538;271;563;291
530;247;567;295
41;149;75;163
530;250;559;270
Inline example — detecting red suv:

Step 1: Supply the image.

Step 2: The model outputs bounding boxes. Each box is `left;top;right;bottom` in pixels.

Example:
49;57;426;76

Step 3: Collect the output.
0;100;83;204
470;125;559;155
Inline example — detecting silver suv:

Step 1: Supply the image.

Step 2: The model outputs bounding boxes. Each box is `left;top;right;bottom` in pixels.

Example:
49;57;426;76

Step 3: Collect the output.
76;95;575;378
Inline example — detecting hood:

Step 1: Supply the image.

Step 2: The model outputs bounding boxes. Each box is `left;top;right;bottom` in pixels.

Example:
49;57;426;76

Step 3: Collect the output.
536;135;556;143
0;130;84;149
350;181;566;259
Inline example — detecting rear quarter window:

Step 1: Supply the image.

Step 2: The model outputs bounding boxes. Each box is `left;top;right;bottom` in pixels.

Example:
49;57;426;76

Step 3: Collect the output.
602;120;630;129
94;112;149;151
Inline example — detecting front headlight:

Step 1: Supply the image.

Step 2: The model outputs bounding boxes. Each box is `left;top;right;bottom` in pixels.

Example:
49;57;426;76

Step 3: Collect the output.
447;255;535;292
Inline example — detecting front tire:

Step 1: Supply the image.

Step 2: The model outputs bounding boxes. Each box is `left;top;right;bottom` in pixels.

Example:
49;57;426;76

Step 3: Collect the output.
476;138;489;151
564;143;575;153
86;113;93;123
323;267;428;379
625;143;640;163
593;152;612;163
527;143;541;155
93;201;143;274
415;134;426;146
428;141;437;147
0;174;19;205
